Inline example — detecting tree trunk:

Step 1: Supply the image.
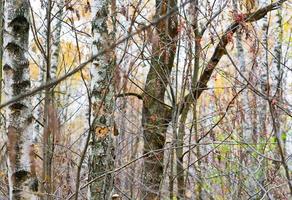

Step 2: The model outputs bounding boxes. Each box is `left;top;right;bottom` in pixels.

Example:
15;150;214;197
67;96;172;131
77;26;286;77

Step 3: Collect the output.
232;0;259;197
0;0;3;104
142;0;178;198
3;0;39;199
88;0;116;199
51;0;63;80
256;0;269;197
269;5;292;195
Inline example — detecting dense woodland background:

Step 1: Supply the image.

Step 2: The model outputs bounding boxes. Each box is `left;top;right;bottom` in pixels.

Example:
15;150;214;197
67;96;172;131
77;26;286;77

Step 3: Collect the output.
0;0;292;199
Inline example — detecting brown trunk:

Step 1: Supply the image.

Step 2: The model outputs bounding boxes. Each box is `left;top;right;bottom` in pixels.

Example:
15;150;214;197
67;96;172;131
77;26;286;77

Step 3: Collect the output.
142;0;178;198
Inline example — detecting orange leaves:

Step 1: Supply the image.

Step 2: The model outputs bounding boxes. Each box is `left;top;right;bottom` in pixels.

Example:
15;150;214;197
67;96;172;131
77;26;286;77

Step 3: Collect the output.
95;126;110;138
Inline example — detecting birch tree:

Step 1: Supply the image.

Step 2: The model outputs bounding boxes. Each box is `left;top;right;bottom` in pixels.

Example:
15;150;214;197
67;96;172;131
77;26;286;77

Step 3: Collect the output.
88;0;116;199
0;0;290;199
3;0;38;199
0;0;3;104
50;0;63;80
269;5;292;194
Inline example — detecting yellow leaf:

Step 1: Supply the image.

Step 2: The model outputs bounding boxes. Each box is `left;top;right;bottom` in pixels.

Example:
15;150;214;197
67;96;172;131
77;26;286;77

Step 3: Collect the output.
95;127;109;138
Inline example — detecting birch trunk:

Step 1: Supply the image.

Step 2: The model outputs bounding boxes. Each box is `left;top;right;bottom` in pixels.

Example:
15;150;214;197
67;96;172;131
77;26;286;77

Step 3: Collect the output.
0;0;5;190
0;0;3;104
257;0;268;140
3;0;38;199
232;0;259;196
269;5;292;195
50;0;63;80
34;1;47;142
41;1;63;198
255;0;269;197
88;0;116;199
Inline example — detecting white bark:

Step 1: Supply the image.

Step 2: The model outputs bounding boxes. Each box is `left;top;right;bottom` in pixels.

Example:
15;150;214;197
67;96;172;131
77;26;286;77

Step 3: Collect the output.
88;0;116;199
271;6;283;143
3;0;38;199
257;0;269;134
50;0;63;80
232;0;260;196
33;1;47;142
286;123;292;170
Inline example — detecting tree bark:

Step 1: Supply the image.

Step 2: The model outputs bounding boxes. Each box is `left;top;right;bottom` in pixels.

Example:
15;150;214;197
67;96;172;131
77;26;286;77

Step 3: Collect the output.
142;0;178;198
0;0;4;104
50;0;63;80
141;1;287;198
269;5;292;195
3;0;39;199
88;0;116;199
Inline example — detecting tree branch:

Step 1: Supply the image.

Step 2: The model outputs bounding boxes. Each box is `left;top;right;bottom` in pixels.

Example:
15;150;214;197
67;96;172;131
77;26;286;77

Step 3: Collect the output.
116;92;143;100
179;0;287;114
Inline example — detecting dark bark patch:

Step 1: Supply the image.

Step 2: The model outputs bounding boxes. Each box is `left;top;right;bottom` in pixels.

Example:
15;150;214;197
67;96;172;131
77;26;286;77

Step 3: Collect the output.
12;170;29;183
6;42;21;56
3;64;13;71
10;16;29;34
12;80;30;94
10;102;26;110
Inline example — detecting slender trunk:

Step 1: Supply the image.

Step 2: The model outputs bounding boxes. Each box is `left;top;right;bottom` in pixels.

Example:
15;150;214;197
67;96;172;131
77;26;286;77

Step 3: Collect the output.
0;0;3;104
42;0;54;198
41;1;63;198
3;0;39;199
269;6;292;195
177;1;200;198
34;0;48;142
0;0;5;194
177;110;187;199
88;0;116;199
51;0;63;80
257;0;269;142
232;0;258;197
285;36;292;171
50;1;63;195
256;0;269;197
